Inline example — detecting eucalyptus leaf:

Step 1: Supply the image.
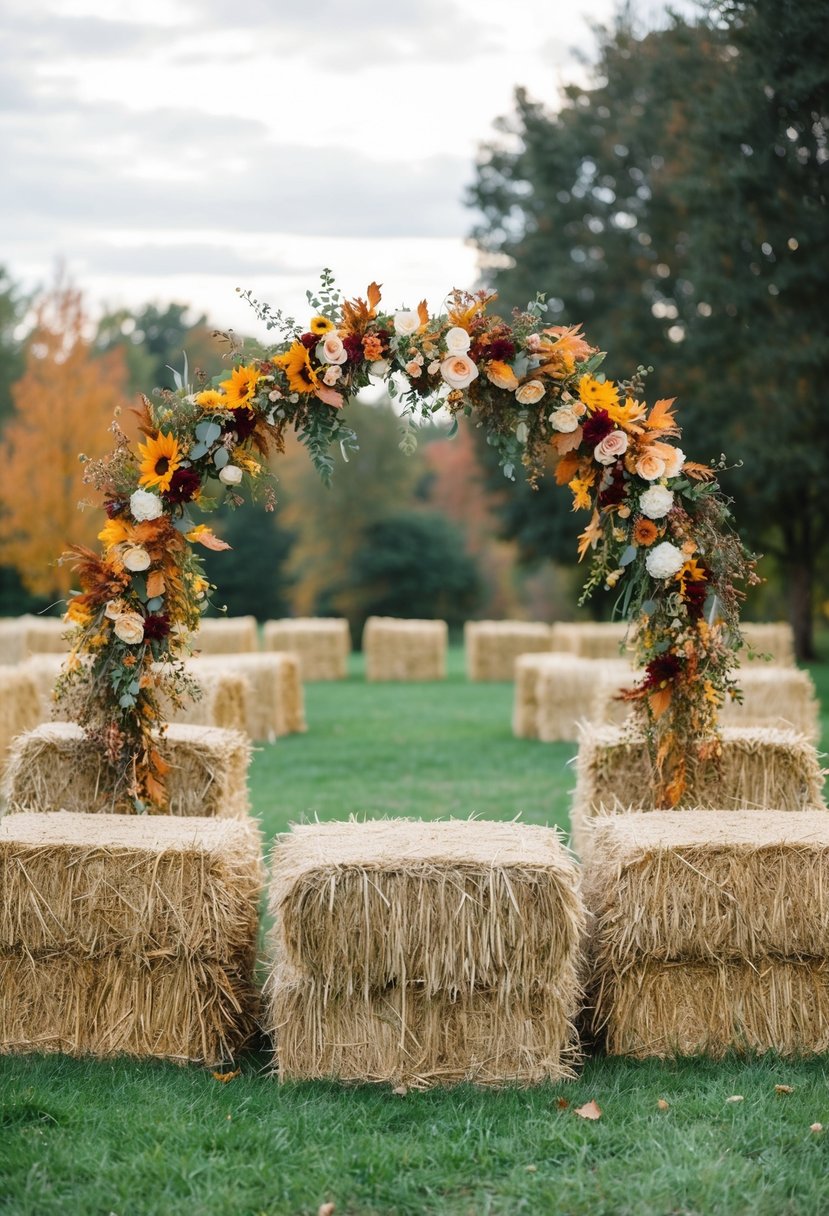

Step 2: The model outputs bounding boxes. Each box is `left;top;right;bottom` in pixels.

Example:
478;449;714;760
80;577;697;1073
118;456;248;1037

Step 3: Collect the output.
118;693;136;709
188;442;209;461
173;514;194;533
213;447;230;469
446;417;459;439
146;597;164;612
195;420;222;445
619;545;638;567
641;598;657;615
128;680;141;696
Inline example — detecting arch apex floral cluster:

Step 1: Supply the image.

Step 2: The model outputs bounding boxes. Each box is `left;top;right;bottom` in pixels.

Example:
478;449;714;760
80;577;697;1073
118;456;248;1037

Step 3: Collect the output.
59;271;757;810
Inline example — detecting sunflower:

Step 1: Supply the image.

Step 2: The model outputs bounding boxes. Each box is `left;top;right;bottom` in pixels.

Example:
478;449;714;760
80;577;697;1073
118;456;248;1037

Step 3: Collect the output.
277;342;319;395
195;389;229;412
219;365;260;411
309;315;334;336
138;431;182;493
578;374;620;413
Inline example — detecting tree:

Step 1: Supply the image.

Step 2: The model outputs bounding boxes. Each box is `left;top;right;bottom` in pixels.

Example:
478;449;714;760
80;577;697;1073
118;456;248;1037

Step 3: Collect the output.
0;266;29;426
0;278;129;598
94;302;230;396
200;501;295;620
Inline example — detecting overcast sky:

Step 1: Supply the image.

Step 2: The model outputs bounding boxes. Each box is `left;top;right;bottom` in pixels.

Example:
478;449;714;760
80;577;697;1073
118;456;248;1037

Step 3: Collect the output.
2;0;690;337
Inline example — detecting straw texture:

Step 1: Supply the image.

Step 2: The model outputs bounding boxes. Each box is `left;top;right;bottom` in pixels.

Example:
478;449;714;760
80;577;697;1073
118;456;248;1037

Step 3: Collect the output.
188;653;306;739
0;616;68;665
550;621;633;660
3;721;251;816
740;622;796;667
536;657;632;743
270;819;584;997
0;666;41;779
513;654;560;739
584;810;829;965
465;621;553;682
597;958;829;1058
363;617;448;682
263;617;351;681
192;616;258;655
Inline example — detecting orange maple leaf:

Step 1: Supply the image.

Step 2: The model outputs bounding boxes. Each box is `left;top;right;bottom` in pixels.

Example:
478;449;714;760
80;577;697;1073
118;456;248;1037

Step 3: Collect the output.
146;570;166;599
552;426;584;455
212;1069;241;1084
340;284;381;337
644;397;680;436
416;300;429;330
577;510;603;561
554;452;582;486
187;525;231;551
649;687;672;718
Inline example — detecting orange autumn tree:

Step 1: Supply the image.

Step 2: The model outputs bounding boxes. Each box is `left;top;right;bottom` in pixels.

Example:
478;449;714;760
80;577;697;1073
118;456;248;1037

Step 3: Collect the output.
0;279;129;596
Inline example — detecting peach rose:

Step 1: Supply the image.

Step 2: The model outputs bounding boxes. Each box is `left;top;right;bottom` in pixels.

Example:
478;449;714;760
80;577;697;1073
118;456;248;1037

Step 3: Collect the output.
113;612;145;645
405;360;422;378
319;333;347;365
636;449;667;481
515;379;545;406
440;354;478;390
322;364;342;386
594;430;629;466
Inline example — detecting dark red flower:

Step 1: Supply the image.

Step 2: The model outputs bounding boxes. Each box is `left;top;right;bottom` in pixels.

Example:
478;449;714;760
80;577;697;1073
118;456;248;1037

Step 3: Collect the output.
642;653;683;690
343;335;364;364
224;408;256;442
300;332;318;350
599;463;627;508
582;410;614;447
143;613;170;641
105;499;126;518
163;467;202;504
683;563;710;621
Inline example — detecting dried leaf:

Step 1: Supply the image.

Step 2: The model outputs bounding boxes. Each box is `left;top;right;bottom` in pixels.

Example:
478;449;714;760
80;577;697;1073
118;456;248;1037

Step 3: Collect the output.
576;510;603;562
810;1123;823;1133
775;1085;795;1096
146;569;166;599
524;1164;537;1173
366;282;382;312
552;426;583;455
555;1097;570;1110
318;1204;336;1216
314;385;344;410
187;525;231;551
212;1069;240;1084
644;397;680;435
649;687;672;719
682;460;716;481
726;1095;744;1104
657;1099;670;1111
417;299;429;330
554;451;582;486
574;1100;602;1121
392;1085;408;1097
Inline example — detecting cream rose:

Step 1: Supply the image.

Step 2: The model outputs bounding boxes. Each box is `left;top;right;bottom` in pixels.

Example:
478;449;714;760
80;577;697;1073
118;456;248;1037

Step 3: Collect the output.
594;430;629;466
645;541;686;580
322;365;342;386
405;360;422;378
370;359;391;377
122;545;151;572
427;360;441;376
662;445;685;478
394;310;420;337
515;379;545;406
319;333;347;365
129;489;163;522
639;485;675;519
104;598;128;620
440;354;478;390
636;450;667;481
219;464;243;486
114;612;145;645
550;407;579;433
444;326;471;355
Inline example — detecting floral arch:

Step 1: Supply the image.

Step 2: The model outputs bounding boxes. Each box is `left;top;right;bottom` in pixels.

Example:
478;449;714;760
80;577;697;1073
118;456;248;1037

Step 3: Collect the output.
59;271;756;811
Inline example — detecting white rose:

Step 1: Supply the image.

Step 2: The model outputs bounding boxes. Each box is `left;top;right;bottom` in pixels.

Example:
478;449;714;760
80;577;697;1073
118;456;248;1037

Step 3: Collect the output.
113;612;145;645
444;326;471;355
219;464;244;486
639;485;675;519
318;333;347;365
440;354;478;390
322;365;342;386
550;407;579;433
130;489;164;521
594;430;629;465
427;360;441;376
122;545;151;572
394;310;420;337
645;541;686;580
369;359;391;377
663;446;686;478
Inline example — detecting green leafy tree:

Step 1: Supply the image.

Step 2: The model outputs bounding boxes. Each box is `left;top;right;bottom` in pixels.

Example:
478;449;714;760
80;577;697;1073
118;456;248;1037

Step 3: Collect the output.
0;266;29;426
200;502;295;621
94;302;229;396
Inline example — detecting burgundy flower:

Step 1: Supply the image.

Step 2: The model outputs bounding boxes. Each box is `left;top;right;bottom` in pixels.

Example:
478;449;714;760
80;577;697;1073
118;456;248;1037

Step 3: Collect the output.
105;499;127;518
143;613;170;642
683;563;710;622
163;467;202;504
487;337;517;362
643;653;682;689
599;463;626;509
300;332;318;350
582;410;614;448
343;335;364;364
223;408;256;442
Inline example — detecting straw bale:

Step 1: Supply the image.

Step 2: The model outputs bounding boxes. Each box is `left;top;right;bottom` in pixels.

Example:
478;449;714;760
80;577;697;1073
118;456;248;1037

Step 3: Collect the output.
363;617;447;682
189;652;306;739
192;616;258;655
165;669;248;733
465;620;553;682
740;622;796;667
584;809;829;965
595;958;829;1058
550;621;633;660
269;819;584;998
536;657;633;743
3;721;251;816
0;812;264;959
0;617;68;665
0;952;258;1064
263;617;351;681
513;654;561;739
268;959;579;1087
0;666;41;779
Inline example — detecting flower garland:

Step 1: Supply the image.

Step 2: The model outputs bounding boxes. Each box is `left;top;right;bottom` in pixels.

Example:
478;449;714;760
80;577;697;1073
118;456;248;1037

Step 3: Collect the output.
58;271;757;810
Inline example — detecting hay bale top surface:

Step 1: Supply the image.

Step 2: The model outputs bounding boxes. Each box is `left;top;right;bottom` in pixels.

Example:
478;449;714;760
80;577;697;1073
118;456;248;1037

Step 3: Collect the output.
365;616;447;631
16;720;246;749
590;808;829;855
466;620;552;637
0;810;257;855
189;653;288;670
580;722;817;752
274;817;573;875
266;617;349;632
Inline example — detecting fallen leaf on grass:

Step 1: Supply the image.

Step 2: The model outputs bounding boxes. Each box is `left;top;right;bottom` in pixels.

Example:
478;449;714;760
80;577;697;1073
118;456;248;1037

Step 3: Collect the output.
555;1097;569;1110
574;1100;602;1121
657;1099;670;1111
774;1085;795;1095
525;1165;537;1173
810;1123;823;1133
726;1095;744;1104
392;1085;408;1097
212;1069;240;1084
318;1204;336;1216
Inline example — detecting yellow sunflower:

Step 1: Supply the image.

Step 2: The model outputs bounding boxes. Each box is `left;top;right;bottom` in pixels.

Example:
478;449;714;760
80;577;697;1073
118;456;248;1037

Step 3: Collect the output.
578;374;620;413
98;518;131;551
138;431;182;493
277;342;319;395
195;389;229;412
309;315;334;336
219;365;260;411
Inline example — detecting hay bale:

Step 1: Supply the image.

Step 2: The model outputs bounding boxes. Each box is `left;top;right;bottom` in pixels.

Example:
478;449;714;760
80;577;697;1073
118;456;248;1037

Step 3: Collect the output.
536;657;633;743
584;809;829;965
165;669;248;733
550;621;633;660
740;622;796;667
0;666;41;780
0;812;263;958
269;955;579;1087
513;654;560;739
465;621;553;682
269;818;584;998
3;722;251;817
0;616;67;665
597;958;829;1058
192;616;258;655
189;652;306;739
263;618;351;681
571;726;826;852
363;617;447;682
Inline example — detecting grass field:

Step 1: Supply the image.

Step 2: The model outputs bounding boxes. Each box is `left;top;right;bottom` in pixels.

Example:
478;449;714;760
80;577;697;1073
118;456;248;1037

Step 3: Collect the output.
2;650;829;1215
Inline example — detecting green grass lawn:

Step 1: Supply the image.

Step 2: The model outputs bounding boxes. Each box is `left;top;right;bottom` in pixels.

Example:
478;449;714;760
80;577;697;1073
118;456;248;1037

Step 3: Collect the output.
2;649;829;1216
